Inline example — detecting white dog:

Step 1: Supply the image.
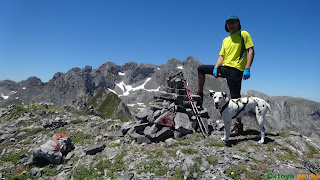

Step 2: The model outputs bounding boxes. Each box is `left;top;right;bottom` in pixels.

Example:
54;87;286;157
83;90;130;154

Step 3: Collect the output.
209;91;271;144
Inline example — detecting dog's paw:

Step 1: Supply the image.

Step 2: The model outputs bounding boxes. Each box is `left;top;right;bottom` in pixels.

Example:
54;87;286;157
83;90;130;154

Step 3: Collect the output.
258;140;264;144
221;136;227;142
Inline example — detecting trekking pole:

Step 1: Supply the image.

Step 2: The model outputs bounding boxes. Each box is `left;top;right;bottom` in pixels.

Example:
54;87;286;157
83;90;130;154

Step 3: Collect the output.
183;81;209;137
168;71;183;81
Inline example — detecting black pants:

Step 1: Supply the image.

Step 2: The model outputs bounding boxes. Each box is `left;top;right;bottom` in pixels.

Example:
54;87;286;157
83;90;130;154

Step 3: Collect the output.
197;65;243;99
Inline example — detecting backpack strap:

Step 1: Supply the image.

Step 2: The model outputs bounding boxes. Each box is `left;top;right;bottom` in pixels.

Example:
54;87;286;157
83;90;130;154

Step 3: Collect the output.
238;32;246;63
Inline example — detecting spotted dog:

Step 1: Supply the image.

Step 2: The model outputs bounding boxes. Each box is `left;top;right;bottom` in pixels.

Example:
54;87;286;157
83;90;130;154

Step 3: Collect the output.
209;91;271;144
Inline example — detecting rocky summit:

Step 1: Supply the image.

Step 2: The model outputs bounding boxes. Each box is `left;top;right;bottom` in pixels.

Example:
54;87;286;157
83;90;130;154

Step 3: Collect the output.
0;56;320;179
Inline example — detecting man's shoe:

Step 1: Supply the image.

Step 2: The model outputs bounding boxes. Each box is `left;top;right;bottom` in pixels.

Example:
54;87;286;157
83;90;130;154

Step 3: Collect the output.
230;122;244;136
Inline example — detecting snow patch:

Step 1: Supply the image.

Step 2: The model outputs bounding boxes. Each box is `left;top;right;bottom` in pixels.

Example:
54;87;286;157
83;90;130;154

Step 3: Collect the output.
22;87;26;90
107;88;117;94
114;78;160;96
118;72;125;76
1;93;9;99
177;66;183;70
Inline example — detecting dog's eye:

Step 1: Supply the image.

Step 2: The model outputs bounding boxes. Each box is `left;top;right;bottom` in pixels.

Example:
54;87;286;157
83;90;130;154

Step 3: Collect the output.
219;97;222;99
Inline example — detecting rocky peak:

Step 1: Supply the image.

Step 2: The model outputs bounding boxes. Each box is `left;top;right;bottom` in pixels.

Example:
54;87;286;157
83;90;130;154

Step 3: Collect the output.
120;62;138;72
21;76;43;87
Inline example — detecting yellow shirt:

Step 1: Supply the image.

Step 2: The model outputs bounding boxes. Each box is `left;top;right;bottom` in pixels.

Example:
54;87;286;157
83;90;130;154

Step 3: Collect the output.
219;30;254;71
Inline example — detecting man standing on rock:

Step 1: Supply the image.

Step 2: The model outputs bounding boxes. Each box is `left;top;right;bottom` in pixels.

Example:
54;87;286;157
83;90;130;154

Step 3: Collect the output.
196;15;255;136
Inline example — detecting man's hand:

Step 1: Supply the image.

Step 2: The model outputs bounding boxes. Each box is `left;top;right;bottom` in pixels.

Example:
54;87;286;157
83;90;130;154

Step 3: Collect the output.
213;68;218;77
243;69;250;80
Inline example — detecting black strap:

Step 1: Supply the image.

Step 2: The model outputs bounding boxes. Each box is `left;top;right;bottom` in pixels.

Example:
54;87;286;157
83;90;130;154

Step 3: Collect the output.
238;32;246;63
232;97;249;119
220;101;229;115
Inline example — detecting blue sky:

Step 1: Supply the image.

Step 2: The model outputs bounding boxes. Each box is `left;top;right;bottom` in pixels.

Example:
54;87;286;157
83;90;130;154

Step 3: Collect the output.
0;0;319;102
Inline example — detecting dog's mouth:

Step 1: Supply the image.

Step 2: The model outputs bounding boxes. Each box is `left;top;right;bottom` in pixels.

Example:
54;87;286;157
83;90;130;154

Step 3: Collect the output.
214;103;219;110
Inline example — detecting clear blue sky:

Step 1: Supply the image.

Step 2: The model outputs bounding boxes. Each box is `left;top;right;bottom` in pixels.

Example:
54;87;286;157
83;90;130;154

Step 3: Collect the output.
0;0;319;102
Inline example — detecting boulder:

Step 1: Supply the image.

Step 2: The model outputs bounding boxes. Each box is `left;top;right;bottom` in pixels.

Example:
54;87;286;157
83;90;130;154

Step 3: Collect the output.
174;112;193;135
85;144;106;155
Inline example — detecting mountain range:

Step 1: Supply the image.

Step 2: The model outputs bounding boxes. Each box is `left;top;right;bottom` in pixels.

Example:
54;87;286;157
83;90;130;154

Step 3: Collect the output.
0;56;319;139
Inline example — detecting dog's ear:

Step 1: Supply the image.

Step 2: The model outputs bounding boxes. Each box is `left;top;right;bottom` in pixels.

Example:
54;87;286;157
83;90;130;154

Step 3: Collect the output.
209;90;215;97
222;92;227;99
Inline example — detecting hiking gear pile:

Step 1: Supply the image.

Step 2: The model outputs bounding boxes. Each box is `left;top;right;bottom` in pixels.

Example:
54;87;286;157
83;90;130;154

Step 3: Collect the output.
26;133;74;165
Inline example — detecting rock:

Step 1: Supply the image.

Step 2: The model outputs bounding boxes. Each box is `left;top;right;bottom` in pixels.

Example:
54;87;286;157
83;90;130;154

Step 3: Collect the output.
116;172;134;180
174;112;193;135
65;152;74;160
133;122;149;134
30;167;43;177
289;131;302;137
104;131;124;139
155;111;174;127
135;108;149;122
121;121;138;134
85;144;106;155
155;127;174;142
144;124;158;139
136;136;152;144
182;156;195;173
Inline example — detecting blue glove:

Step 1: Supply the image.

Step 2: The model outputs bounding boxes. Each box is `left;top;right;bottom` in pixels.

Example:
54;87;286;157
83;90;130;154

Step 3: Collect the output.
213;68;218;77
243;69;250;79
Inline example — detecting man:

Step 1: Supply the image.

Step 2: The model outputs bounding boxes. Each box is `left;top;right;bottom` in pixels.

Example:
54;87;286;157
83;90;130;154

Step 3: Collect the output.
197;15;255;135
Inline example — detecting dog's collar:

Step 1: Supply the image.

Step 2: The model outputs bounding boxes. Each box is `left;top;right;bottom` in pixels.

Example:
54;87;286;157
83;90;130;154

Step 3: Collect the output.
220;100;229;114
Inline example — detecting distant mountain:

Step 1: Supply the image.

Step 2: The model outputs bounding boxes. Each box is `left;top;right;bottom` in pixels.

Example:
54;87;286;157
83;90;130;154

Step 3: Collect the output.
0;56;319;139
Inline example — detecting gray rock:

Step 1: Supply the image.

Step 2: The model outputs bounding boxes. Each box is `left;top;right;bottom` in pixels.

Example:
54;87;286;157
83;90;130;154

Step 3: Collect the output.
182;156;195;173
174;112;193;135
155;111;174;127
116;172;134;180
30;167;43;177
289;131;302;137
155;127;174;142
144;124;158;139
135;108;149;121
104;130;124;139
85;144;106;155
121;121;138;134
136;136;152;144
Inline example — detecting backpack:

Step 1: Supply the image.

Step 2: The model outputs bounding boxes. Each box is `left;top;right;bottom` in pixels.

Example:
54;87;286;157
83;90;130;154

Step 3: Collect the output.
32;133;74;164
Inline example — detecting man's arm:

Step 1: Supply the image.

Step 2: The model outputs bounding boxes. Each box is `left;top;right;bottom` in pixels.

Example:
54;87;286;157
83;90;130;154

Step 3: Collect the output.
214;55;224;69
213;55;224;77
245;47;255;69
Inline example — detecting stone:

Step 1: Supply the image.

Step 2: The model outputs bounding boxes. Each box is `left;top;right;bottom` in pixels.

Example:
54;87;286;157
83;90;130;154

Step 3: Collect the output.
135;108;149;122
136;136;152;144
30;167;43;177
174;112;193;135
104;130;124;139
121;121;138;134
85;144;106;155
289;131;302;137
144;124;158;139
155;111;174;127
182;156;195;173
155;127;174;142
134;122;149;134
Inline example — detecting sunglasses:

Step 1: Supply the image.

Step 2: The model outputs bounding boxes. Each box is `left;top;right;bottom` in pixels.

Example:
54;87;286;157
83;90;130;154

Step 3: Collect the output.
227;20;239;24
